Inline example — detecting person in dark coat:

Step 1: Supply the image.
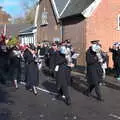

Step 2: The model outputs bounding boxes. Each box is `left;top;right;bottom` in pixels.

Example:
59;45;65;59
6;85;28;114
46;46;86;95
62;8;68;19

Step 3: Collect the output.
9;45;21;88
85;44;103;101
23;44;39;95
48;43;58;77
109;43;120;79
0;44;9;84
115;46;120;80
43;44;50;67
55;47;73;105
37;43;46;56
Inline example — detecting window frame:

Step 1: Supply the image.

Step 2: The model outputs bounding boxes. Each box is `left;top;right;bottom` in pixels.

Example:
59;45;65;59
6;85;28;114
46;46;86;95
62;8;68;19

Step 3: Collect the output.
117;14;120;30
40;11;48;26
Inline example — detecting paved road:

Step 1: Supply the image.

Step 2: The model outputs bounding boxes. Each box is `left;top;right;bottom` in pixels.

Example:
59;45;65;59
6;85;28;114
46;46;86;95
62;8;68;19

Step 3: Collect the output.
0;69;120;120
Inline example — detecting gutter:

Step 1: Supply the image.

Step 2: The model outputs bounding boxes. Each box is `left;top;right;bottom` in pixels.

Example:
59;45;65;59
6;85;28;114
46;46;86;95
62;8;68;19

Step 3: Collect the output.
18;32;34;36
60;21;63;41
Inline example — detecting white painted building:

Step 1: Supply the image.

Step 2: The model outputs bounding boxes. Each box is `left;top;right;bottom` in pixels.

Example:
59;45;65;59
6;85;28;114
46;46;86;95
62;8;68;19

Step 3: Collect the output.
18;1;39;45
19;26;37;45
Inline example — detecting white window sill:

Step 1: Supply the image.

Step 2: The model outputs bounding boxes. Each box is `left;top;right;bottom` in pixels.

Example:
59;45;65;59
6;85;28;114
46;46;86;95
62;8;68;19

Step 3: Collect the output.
116;28;120;31
40;23;48;26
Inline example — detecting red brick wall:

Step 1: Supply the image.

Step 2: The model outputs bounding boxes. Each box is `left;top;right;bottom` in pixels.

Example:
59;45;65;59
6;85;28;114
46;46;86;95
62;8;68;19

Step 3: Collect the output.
37;0;61;43
86;0;120;67
0;11;10;24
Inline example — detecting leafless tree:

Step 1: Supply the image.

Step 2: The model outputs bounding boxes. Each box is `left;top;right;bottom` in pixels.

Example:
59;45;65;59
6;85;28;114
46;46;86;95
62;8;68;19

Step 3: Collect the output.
14;0;38;24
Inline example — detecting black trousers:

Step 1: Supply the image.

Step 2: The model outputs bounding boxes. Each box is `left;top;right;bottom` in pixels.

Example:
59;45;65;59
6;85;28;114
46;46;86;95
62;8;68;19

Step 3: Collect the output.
87;84;102;98
12;67;20;81
57;86;70;98
0;68;7;84
115;64;120;77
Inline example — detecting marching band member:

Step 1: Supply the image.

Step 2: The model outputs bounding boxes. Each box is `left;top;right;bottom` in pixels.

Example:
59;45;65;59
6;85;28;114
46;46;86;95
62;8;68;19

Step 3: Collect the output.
23;44;39;95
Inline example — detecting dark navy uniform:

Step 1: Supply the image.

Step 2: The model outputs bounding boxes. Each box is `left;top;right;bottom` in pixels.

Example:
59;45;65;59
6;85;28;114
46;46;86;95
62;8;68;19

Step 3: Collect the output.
56;52;71;105
24;47;39;94
85;47;103;101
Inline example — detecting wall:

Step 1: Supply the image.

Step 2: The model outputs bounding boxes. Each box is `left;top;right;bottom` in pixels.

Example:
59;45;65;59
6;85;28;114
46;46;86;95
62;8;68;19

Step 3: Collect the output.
37;0;61;43
86;0;120;67
0;9;10;24
62;15;86;65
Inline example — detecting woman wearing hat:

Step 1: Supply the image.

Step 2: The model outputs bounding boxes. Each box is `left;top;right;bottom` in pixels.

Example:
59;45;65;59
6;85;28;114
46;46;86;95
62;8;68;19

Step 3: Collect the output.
23;44;39;95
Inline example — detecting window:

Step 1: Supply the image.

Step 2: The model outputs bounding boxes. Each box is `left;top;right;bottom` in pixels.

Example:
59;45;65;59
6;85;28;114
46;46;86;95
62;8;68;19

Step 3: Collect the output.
117;15;120;30
41;11;48;26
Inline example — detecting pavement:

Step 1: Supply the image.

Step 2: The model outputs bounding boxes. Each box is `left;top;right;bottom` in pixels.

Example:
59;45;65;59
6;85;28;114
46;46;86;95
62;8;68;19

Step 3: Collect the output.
71;71;120;91
1;69;120;120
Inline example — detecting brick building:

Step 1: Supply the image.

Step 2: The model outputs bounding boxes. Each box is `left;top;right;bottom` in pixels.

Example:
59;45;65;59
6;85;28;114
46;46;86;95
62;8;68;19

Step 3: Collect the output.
0;6;11;24
36;0;119;67
85;0;120;67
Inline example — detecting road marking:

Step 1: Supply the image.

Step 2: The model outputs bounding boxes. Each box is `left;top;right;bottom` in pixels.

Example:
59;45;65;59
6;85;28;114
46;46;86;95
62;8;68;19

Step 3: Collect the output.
109;113;120;120
36;87;57;95
20;82;57;95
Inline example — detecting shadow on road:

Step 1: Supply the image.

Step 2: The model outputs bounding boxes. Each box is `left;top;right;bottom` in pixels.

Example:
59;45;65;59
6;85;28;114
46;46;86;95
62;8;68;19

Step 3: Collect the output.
0;108;13;120
0;84;14;104
42;80;57;93
41;67;89;95
0;84;15;120
42;67;52;77
71;76;88;95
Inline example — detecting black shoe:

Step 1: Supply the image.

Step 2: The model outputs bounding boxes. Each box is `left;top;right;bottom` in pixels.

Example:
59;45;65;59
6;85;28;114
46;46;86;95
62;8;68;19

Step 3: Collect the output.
83;91;91;97
26;85;32;91
33;91;37;95
56;89;63;99
97;97;104;102
65;97;71;105
56;94;61;99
